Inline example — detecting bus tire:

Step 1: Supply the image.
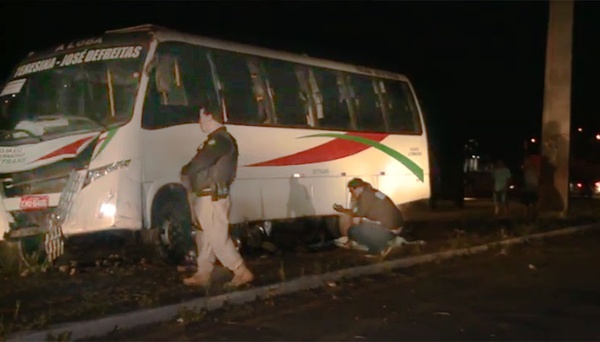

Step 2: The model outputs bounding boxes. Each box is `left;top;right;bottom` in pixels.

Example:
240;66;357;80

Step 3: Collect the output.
0;241;24;273
18;236;47;268
0;237;47;274
153;200;193;264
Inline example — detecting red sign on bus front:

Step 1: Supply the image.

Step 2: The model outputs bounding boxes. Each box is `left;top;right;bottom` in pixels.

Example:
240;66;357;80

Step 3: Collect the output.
20;195;50;210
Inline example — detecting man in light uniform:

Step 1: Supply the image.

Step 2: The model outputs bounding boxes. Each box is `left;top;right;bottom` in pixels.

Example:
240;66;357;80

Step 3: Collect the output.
180;103;254;288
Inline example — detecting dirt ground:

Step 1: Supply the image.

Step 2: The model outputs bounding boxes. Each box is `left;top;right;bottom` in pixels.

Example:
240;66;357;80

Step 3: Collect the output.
97;228;600;341
1;199;598;339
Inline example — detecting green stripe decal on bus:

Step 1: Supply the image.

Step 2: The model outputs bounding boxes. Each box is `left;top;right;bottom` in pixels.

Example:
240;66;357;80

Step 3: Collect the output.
302;133;424;182
93;128;118;160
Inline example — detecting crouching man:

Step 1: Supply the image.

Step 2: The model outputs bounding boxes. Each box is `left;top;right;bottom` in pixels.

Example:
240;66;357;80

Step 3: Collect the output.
333;178;404;257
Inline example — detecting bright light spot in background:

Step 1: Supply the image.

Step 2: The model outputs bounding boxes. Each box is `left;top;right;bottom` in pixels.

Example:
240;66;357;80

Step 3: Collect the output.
577;183;583;188
578;128;583;132
530;138;536;143
596;134;600;140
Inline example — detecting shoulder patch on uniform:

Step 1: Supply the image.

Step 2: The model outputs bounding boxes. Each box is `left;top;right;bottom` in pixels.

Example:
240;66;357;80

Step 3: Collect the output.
375;191;385;200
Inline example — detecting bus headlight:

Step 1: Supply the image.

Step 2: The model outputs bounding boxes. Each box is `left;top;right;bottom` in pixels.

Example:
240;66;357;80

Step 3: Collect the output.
99;202;116;218
83;160;131;188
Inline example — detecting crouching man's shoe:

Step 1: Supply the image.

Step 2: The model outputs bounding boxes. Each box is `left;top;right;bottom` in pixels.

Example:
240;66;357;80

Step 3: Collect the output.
224;265;254;289
183;272;211;287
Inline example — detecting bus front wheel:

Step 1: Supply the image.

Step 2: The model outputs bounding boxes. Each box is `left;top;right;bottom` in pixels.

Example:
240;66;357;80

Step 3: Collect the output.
153;200;193;264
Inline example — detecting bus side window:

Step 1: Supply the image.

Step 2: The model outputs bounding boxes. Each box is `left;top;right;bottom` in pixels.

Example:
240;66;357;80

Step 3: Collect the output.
312;68;353;131
142;42;214;129
246;57;276;124
336;72;359;130
373;79;391;131
261;60;305;127
293;65;324;128
385;80;422;134
184;46;220;110
350;74;385;132
211;51;261;125
155;54;188;107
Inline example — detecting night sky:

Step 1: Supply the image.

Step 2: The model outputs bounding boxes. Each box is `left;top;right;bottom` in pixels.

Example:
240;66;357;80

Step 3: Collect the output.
1;1;599;171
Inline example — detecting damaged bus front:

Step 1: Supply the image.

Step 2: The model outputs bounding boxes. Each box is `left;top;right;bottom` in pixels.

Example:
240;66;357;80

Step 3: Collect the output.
0;32;151;262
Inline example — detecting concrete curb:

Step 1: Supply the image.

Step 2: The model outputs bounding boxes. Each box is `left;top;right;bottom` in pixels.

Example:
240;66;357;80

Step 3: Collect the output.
9;224;598;341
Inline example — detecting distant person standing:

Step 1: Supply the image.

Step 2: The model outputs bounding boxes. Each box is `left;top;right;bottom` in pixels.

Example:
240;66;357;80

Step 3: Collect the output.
492;159;512;216
521;156;540;220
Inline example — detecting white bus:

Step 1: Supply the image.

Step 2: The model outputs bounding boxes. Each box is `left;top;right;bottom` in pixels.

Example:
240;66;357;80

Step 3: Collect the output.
0;24;430;263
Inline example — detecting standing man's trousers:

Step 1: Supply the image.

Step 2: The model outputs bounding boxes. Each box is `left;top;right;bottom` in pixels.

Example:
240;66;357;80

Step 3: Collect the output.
193;195;243;274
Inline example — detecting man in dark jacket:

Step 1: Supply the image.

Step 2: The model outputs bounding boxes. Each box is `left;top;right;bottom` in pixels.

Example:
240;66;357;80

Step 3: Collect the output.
180;103;253;288
333;178;404;257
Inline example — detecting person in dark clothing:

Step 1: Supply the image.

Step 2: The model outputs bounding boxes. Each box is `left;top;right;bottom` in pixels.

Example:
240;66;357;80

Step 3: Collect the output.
333;178;404;257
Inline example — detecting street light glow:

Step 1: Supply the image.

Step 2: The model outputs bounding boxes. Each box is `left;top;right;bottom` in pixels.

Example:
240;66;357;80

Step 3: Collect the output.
530;138;536;143
596;134;600;140
578;128;583;132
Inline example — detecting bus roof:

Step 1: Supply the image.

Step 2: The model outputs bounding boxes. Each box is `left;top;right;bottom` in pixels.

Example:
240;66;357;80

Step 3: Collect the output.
105;24;410;82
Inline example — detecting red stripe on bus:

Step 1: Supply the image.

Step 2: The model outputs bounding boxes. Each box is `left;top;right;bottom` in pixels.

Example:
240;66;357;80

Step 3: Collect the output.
246;132;388;167
34;136;94;162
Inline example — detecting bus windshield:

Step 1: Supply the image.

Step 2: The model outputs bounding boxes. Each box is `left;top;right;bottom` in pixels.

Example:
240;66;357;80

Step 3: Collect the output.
0;44;147;141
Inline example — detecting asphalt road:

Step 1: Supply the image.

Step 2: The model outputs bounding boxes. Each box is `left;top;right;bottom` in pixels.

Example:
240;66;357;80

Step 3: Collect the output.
96;228;600;341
